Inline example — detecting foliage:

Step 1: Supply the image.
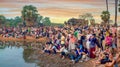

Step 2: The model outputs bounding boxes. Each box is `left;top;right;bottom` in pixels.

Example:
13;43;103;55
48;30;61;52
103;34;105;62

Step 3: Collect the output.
65;18;87;26
100;11;110;23
79;13;94;25
0;15;6;25
21;5;52;26
5;16;22;27
67;18;77;25
0;5;57;27
79;13;93;20
21;5;39;26
36;15;43;26
51;23;64;27
42;17;51;26
14;16;22;23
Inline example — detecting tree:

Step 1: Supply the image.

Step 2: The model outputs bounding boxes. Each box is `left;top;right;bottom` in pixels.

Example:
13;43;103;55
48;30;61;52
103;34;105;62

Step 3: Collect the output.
5;16;22;27
100;11;110;25
6;18;15;27
36;15;43;26
67;18;77;26
14;16;22;23
21;5;39;27
85;13;93;25
0;15;6;27
79;13;93;25
13;16;22;27
79;15;86;20
42;17;51;26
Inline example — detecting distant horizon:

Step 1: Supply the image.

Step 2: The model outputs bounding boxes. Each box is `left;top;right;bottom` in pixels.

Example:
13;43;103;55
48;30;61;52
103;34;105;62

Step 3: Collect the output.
0;0;120;23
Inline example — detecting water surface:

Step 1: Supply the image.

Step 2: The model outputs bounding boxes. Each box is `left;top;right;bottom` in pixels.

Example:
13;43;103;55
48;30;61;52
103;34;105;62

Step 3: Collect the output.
0;45;38;67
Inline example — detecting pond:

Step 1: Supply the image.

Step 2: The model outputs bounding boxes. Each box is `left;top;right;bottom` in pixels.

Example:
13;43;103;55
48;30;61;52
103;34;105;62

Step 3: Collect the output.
0;41;41;67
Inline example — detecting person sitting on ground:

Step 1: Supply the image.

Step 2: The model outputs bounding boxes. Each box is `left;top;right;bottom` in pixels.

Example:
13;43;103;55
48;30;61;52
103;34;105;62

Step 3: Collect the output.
51;43;60;54
93;45;102;57
79;45;89;62
104;53;115;67
43;42;52;54
68;44;89;63
57;45;69;59
93;47;115;67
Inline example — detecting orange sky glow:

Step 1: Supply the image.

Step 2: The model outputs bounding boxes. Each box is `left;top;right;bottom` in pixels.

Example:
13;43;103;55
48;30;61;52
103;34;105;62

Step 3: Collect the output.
0;0;120;23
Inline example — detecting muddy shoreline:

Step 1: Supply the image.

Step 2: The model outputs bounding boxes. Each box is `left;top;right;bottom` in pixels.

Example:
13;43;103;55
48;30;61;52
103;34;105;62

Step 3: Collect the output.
30;50;99;67
0;36;48;44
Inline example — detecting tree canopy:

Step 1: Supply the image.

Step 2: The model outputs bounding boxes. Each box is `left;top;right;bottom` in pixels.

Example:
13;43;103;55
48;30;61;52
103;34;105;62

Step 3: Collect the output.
0;15;6;27
22;5;38;21
79;13;94;25
42;17;51;26
5;16;22;27
101;11;110;24
21;5;39;26
21;5;53;27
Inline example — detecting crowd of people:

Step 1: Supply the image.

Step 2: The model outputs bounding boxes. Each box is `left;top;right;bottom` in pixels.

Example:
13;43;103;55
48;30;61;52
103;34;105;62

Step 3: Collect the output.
41;25;120;67
0;25;120;67
0;27;53;39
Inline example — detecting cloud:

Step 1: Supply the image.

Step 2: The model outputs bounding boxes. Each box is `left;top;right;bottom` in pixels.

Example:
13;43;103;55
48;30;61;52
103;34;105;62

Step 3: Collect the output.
0;0;119;23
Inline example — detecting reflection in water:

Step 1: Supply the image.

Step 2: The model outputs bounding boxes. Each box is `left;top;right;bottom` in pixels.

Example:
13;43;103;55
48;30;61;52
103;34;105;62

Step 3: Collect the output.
23;49;34;63
0;41;43;50
0;41;41;67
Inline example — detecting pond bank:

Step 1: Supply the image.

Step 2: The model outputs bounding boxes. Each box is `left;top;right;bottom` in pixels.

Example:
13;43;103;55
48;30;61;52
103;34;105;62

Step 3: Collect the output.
0;36;48;44
30;50;105;67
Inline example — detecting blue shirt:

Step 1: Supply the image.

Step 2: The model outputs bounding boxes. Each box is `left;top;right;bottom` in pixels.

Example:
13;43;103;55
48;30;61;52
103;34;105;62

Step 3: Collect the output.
89;38;97;48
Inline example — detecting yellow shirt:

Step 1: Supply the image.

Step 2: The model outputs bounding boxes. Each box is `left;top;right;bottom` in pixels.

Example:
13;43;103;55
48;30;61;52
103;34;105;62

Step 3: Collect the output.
61;36;65;44
106;31;109;36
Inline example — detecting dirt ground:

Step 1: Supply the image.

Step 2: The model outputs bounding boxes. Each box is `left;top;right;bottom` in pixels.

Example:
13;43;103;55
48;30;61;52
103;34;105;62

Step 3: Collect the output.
31;50;105;67
0;36;48;44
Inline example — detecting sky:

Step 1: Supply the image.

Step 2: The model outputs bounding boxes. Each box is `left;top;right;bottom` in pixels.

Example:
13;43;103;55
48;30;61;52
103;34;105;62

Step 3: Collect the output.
0;0;120;23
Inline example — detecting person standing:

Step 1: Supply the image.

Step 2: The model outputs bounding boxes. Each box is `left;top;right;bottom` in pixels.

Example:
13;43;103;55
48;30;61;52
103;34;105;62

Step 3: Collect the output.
69;34;76;52
89;34;97;58
86;30;92;51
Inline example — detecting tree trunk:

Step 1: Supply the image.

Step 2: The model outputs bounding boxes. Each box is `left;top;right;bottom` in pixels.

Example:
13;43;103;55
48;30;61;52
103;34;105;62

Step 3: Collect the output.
106;0;110;25
106;0;109;11
114;0;118;27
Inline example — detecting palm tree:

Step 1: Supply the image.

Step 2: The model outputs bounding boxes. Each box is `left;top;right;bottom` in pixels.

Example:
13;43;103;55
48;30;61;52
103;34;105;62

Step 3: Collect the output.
114;0;118;27
21;5;38;27
101;11;110;26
